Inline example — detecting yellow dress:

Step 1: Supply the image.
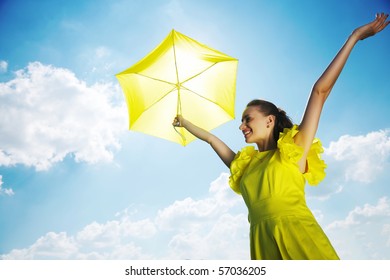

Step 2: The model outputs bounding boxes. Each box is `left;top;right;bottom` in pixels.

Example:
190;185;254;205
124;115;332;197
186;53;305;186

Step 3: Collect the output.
229;125;339;260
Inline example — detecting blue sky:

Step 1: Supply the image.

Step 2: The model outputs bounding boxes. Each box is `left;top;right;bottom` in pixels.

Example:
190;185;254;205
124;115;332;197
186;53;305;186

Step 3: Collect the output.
0;0;389;259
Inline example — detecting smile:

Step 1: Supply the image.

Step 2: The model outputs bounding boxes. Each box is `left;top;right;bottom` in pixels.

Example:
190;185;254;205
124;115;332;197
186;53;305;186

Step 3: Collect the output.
243;130;252;138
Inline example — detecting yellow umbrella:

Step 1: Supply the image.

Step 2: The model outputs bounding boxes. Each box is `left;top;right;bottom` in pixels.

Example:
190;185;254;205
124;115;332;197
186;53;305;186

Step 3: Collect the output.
116;29;238;146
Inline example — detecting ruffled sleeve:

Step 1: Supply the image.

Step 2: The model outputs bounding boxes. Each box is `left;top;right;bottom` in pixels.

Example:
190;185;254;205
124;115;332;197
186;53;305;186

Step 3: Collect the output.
229;146;257;194
277;125;327;186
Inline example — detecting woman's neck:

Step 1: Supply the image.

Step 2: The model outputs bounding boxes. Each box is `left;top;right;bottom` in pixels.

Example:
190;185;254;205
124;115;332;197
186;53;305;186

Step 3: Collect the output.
256;137;277;152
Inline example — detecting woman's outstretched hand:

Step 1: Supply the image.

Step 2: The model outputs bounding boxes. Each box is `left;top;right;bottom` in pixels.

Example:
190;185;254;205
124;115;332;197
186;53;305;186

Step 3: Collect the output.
353;13;389;41
172;115;184;127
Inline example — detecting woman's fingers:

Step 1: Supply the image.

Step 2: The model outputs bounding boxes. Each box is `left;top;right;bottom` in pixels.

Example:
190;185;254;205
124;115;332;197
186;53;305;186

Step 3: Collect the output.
172;116;181;127
373;13;389;32
354;13;389;40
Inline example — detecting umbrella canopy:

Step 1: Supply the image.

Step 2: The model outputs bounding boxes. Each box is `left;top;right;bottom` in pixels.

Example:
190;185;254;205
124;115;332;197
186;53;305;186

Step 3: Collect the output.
116;29;238;146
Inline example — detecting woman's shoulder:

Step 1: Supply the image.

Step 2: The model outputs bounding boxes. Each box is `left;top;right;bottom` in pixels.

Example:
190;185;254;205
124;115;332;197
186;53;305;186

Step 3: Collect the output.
277;124;327;186
277;124;303;163
228;146;257;194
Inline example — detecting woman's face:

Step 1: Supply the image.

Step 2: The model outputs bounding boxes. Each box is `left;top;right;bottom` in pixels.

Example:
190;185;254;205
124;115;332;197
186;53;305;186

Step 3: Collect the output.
239;106;271;143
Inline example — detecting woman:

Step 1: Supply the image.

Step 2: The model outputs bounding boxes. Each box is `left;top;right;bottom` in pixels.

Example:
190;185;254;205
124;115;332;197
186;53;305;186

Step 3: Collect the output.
173;13;389;259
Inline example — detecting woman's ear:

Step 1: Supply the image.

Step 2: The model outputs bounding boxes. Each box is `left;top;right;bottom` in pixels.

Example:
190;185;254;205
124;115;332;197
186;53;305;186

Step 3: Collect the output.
267;115;276;125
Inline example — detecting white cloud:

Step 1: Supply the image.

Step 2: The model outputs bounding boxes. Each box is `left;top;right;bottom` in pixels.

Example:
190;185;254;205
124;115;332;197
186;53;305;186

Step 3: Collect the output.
76;218;157;247
324;130;390;183
327;197;390;230
2;172;390;260
156;174;248;259
2;216;156;260
0;175;14;196
2;232;78;260
1;230;150;260
165;212;248;260
0;60;7;73
155;173;242;231
0;173;248;260
0;62;126;171
326;197;390;259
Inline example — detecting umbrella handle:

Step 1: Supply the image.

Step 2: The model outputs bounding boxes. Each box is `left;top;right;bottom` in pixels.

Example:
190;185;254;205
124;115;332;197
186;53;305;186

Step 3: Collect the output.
173;125;187;146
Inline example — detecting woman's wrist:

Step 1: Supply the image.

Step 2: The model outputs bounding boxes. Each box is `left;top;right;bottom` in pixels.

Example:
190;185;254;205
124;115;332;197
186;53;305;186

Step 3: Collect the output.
180;118;189;128
350;30;363;43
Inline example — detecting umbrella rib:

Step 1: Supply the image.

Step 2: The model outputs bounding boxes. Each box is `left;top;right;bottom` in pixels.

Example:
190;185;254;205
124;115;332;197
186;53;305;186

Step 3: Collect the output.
133;72;176;87
180;61;234;114
180;84;221;108
181;62;218;84
141;86;178;114
172;34;183;116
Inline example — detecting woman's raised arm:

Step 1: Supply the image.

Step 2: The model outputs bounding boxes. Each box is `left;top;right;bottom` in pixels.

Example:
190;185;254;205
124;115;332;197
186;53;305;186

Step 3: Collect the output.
295;13;389;172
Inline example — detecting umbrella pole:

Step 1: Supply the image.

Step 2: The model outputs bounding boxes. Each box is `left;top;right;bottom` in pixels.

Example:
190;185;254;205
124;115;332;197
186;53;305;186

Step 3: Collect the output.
176;88;182;116
172;33;187;146
173;88;187;145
